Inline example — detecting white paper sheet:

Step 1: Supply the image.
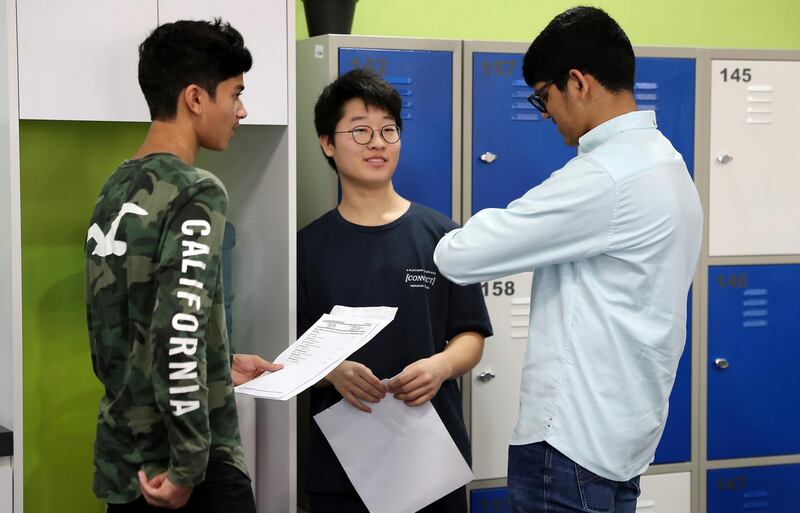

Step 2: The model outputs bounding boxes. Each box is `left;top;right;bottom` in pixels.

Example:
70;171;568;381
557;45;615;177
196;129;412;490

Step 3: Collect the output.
235;306;397;400
314;387;474;513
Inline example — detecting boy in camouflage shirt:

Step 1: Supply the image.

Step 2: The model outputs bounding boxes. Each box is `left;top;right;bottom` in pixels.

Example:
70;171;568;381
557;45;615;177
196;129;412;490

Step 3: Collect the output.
85;20;281;512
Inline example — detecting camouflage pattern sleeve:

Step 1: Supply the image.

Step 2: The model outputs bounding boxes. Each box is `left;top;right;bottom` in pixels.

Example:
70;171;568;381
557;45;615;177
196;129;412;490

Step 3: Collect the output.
148;181;228;487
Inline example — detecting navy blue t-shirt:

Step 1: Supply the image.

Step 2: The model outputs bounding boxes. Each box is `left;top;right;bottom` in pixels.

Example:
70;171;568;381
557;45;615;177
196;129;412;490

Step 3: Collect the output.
297;202;493;493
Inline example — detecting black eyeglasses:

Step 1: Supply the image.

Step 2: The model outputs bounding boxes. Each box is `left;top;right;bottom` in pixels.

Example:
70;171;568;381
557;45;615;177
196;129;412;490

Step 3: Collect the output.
527;79;557;114
335;124;401;145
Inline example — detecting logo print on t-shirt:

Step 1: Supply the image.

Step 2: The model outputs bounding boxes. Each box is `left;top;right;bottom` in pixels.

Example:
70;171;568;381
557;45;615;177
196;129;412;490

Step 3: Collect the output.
86;202;148;257
404;268;437;290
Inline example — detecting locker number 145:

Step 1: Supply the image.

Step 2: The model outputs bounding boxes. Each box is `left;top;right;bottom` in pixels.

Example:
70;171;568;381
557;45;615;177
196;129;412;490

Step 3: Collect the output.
719;68;752;82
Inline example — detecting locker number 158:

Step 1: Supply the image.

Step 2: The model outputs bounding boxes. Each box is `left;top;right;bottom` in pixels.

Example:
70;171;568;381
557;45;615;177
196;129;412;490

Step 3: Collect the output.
481;281;515;296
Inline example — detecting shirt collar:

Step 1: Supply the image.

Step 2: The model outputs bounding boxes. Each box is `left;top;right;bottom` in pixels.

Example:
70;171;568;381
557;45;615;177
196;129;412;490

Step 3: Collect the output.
578;110;658;155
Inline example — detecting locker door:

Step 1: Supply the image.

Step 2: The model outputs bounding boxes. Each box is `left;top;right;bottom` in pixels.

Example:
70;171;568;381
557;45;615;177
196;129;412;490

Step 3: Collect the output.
339;48;453;217
708;265;800;459
708;465;800;513
470;55;695;214
469;54;695;468
471;272;532;480
708;60;800;256
653;292;691;464
471;52;574;214
470;487;512;513
637;472;691;513
634;58;696;176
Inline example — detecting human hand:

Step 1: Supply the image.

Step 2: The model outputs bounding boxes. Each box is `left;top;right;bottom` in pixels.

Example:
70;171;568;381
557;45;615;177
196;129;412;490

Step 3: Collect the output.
387;355;450;406
325;361;387;413
138;470;193;509
231;353;283;386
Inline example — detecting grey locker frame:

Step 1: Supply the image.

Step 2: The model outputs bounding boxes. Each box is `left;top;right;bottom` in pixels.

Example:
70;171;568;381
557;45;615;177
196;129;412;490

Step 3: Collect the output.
297;35;463;229
695;48;800;513
461;41;704;511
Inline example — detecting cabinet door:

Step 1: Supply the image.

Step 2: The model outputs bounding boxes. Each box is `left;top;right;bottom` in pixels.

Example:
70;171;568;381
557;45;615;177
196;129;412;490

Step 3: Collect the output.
17;0;156;121
653;293;691;464
637;472;691;513
159;0;288;125
634;57;696;176
339;48;454;218
709;60;800;256
470;55;695;214
471;272;532;480
708;465;800;513
708;264;800;459
470;52;575;214
469;53;695;468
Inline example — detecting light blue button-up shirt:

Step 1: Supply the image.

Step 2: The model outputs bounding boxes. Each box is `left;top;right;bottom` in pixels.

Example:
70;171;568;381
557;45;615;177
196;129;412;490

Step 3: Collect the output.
434;111;703;481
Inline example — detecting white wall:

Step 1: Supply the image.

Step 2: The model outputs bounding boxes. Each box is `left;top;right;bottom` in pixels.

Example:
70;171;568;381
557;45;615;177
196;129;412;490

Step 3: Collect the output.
0;0;14;431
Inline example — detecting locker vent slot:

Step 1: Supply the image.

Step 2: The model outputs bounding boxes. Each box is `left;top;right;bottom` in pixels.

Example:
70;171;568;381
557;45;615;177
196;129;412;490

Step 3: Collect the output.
741;289;769;328
745;84;773;124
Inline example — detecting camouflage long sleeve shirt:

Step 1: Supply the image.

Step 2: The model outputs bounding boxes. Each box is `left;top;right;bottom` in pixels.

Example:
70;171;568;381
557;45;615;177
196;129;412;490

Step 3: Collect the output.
85;153;247;504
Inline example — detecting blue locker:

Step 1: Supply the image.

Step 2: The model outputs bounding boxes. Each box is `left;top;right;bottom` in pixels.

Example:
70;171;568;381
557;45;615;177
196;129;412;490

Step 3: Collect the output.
471;52;574;213
471;487;512;513
707;264;800;459
339;48;453;217
470;54;695;214
653;291;692;464
470;52;696;464
708;465;800;512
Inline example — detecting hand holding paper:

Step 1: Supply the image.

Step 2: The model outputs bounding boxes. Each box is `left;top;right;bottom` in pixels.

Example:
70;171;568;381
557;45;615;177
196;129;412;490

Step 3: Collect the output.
326;360;387;413
234;306;397;401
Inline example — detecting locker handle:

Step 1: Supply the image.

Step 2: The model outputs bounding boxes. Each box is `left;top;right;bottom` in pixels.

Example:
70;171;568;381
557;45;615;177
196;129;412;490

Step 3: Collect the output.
714;358;730;370
477;371;496;382
480;152;497;164
716;153;733;164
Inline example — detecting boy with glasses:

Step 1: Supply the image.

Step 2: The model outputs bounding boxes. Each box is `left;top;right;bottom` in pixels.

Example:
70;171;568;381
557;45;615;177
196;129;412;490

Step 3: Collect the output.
298;69;492;512
435;6;703;513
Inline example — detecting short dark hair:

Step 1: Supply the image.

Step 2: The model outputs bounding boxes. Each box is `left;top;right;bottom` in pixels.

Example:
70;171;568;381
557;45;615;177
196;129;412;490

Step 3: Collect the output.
138;19;252;121
313;69;403;172
522;6;634;93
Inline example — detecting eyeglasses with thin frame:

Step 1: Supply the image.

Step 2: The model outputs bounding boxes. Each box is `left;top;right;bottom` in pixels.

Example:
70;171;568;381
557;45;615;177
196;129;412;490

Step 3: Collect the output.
334;124;401;145
527;79;557;114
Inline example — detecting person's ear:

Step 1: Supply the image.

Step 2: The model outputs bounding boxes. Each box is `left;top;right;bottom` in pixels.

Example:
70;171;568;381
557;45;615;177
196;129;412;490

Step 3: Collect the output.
568;69;590;96
320;135;335;157
183;84;204;115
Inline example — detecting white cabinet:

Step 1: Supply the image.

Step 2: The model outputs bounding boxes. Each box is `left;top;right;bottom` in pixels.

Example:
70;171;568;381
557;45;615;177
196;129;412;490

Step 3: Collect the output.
17;0;156;121
470;272;532;480
159;0;288;125
708;59;800;256
637;472;691;513
0;457;9;513
17;0;288;124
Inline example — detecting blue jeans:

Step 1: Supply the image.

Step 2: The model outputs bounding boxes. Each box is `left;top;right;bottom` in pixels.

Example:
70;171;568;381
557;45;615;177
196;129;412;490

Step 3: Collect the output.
508;442;640;513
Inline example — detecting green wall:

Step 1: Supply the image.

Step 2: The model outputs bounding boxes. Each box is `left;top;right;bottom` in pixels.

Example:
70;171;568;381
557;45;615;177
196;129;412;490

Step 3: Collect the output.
21;121;147;512
19;3;800;512
296;0;800;48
